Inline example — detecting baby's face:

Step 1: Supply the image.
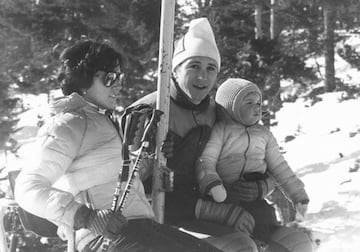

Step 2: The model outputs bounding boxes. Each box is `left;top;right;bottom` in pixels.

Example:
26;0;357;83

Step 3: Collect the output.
238;92;262;126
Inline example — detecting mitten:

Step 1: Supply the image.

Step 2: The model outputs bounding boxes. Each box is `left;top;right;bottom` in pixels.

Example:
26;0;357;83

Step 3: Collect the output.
195;199;255;235
209;184;227;203
74;206;128;239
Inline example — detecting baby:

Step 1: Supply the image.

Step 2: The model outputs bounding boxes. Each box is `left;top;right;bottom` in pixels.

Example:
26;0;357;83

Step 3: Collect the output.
196;78;310;245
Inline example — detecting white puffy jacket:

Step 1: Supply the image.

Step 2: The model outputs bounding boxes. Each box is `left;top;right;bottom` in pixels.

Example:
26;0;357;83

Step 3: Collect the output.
196;120;308;204
15;93;154;249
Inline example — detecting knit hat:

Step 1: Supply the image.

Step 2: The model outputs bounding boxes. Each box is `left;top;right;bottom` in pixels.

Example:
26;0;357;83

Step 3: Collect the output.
172;17;221;71
215;78;262;123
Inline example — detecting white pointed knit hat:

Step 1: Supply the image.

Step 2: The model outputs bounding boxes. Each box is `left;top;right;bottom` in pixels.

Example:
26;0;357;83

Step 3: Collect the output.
172;17;221;71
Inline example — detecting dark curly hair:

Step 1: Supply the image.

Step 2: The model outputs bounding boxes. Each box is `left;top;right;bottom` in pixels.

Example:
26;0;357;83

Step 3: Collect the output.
57;40;123;96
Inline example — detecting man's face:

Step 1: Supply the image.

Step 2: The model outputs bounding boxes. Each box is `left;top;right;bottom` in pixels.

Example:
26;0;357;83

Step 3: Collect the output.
173;56;218;105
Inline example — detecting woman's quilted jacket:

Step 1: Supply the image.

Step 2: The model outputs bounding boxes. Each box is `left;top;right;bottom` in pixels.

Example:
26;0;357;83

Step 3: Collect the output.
15;93;154;249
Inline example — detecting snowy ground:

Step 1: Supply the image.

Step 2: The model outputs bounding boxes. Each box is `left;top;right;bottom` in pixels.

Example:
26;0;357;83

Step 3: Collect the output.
272;39;360;251
272;93;360;252
2;37;360;251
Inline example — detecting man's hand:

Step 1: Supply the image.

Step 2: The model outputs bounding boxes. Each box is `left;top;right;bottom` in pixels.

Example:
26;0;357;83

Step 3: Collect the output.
161;132;174;158
226;174;276;202
195;199;255;235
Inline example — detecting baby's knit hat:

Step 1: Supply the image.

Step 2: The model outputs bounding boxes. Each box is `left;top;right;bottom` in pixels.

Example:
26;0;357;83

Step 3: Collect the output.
172;17;221;71
215;78;262;123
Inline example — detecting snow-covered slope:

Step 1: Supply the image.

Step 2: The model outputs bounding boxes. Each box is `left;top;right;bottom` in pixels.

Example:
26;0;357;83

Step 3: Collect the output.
272;93;360;251
272;40;360;251
2;35;360;252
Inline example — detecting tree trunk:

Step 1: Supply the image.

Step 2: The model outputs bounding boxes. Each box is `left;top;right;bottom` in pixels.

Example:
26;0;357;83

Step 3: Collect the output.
254;0;264;39
270;0;280;39
323;0;336;92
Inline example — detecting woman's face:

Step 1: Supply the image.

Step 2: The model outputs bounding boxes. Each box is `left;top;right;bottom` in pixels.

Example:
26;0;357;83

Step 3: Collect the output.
83;65;124;110
173;56;218;104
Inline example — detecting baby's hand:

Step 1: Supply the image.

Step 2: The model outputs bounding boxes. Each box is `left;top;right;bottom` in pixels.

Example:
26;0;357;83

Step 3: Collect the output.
295;202;308;221
210;185;227;203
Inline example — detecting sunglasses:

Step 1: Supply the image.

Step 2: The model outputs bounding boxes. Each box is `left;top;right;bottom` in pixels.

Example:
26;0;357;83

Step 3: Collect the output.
103;72;125;87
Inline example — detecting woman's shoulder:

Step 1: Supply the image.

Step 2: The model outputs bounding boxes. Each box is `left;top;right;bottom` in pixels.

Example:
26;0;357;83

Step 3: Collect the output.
40;110;87;139
56;108;87;126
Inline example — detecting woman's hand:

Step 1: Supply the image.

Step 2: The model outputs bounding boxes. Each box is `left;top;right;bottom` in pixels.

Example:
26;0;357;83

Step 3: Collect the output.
88;209;128;239
74;206;128;239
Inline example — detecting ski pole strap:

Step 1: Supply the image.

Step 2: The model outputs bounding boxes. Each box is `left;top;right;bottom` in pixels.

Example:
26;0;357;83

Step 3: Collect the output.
120;111;134;182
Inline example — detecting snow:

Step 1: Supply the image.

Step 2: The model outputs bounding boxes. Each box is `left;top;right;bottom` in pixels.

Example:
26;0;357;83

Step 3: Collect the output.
0;90;62;172
271;52;360;250
2;38;360;252
272;94;360;251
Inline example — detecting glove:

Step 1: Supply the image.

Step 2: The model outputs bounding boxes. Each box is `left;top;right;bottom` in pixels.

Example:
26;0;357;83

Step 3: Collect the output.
88;209;128;239
209;184;227;203
161;131;174;158
227;174;276;202
74;206;128;239
195;199;255;235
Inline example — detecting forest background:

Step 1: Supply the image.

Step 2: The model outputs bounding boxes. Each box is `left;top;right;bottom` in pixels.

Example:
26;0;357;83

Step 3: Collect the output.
1;0;360;251
2;0;360;149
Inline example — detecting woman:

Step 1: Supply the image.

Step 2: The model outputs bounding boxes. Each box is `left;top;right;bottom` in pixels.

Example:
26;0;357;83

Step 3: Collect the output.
14;40;221;252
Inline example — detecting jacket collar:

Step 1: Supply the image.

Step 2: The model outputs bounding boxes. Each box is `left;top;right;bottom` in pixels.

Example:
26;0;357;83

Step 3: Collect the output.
50;92;112;115
170;77;210;111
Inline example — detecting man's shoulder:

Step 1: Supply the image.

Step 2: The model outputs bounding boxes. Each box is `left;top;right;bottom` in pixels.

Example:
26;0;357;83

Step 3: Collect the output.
215;104;233;122
131;91;157;108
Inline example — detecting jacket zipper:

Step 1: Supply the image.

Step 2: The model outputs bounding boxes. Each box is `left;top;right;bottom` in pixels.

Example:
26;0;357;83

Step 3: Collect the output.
239;127;250;179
